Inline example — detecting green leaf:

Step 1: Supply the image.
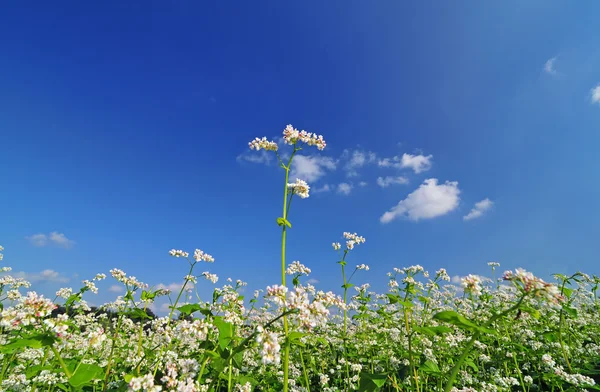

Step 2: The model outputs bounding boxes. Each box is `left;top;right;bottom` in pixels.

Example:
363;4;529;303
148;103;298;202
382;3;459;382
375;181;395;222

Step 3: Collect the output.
287;331;306;346
213;316;233;350
276;217;292;228
433;310;496;335
125;308;152;320
385;293;399;304
177;303;203;316
562;287;573;298
68;363;104;387
0;334;57;353
419;360;440;375
342;283;355;290
520;306;541;319
141;290;156;301
562;305;578;318
25;365;54;378
465;358;479;372
414;326;453;336
358;372;388;392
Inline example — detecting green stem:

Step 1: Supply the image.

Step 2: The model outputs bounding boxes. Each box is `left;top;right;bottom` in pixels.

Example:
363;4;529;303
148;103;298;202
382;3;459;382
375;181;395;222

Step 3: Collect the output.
102;315;123;391
299;348;310;390
442;295;527;392
50;346;72;378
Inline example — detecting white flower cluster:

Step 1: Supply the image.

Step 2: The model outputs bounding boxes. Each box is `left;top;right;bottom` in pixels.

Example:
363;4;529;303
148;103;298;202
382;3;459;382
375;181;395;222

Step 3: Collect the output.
286;261;311;276
287;178;310;199
461;274;483;296
201;271;219;284
128;373;162;391
110;268;148;290
169;249;189;258
541;353;596;387
282;124;326;150
256;326;281;365
193;248;215;263
343;232;366;250
503;268;563;304
0;291;56;329
248;136;278;152
356;264;370;271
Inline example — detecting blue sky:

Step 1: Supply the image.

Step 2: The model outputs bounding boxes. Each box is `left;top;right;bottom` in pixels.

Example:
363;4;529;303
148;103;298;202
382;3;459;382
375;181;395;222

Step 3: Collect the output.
1;1;599;311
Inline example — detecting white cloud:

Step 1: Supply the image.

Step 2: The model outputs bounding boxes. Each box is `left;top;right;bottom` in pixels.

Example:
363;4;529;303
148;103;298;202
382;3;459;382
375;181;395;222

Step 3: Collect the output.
159;303;173;314
451;275;462;284
337;183;353;196
377;156;403;169
463;198;494;221
10;269;69;283
312;184;331;194
380;178;460;223
49;232;75;248
544;57;557;75
591;84;600;105
400;153;433;173
307;278;319;284
236;150;273;165
156;282;186;293
376;176;409;188
290;155;336;182
26;233;48;247
108;285;124;293
26;232;75;248
359;181;368;187
378;153;432;173
342;149;377;177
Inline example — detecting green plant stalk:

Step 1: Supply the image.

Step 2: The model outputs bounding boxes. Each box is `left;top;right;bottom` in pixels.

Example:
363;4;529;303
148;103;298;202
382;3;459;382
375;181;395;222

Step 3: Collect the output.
402;282;420;392
102;315;124;391
442;295;527;392
280;147;298;392
0;352;17;382
197;355;211;384
557;278;573;372
299;347;310;390
153;261;197;376
50;345;72;378
135;302;150;374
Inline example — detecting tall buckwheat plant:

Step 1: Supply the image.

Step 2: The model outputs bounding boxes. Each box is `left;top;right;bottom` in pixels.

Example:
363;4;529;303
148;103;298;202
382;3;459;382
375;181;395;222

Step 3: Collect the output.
248;124;326;392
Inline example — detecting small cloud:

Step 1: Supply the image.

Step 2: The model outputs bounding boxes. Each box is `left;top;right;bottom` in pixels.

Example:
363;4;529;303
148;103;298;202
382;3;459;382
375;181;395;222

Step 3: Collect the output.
544;57;557;75
376;176;409;188
49;232;75;248
26;232;75;248
591;84;600;105
159;303;173;314
451;275;462;284
378;156;402;169
307;278;319;284
400;153;433;174
359;181;368;187
380;178;460;223
108;285;124;293
156;282;186;293
463;198;494;221
337;182;353;196
236;150;273;165
26;233;48;247
9;269;70;283
342;149;377;177
312;184;331;194
290;155;337;183
209;96;217;103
